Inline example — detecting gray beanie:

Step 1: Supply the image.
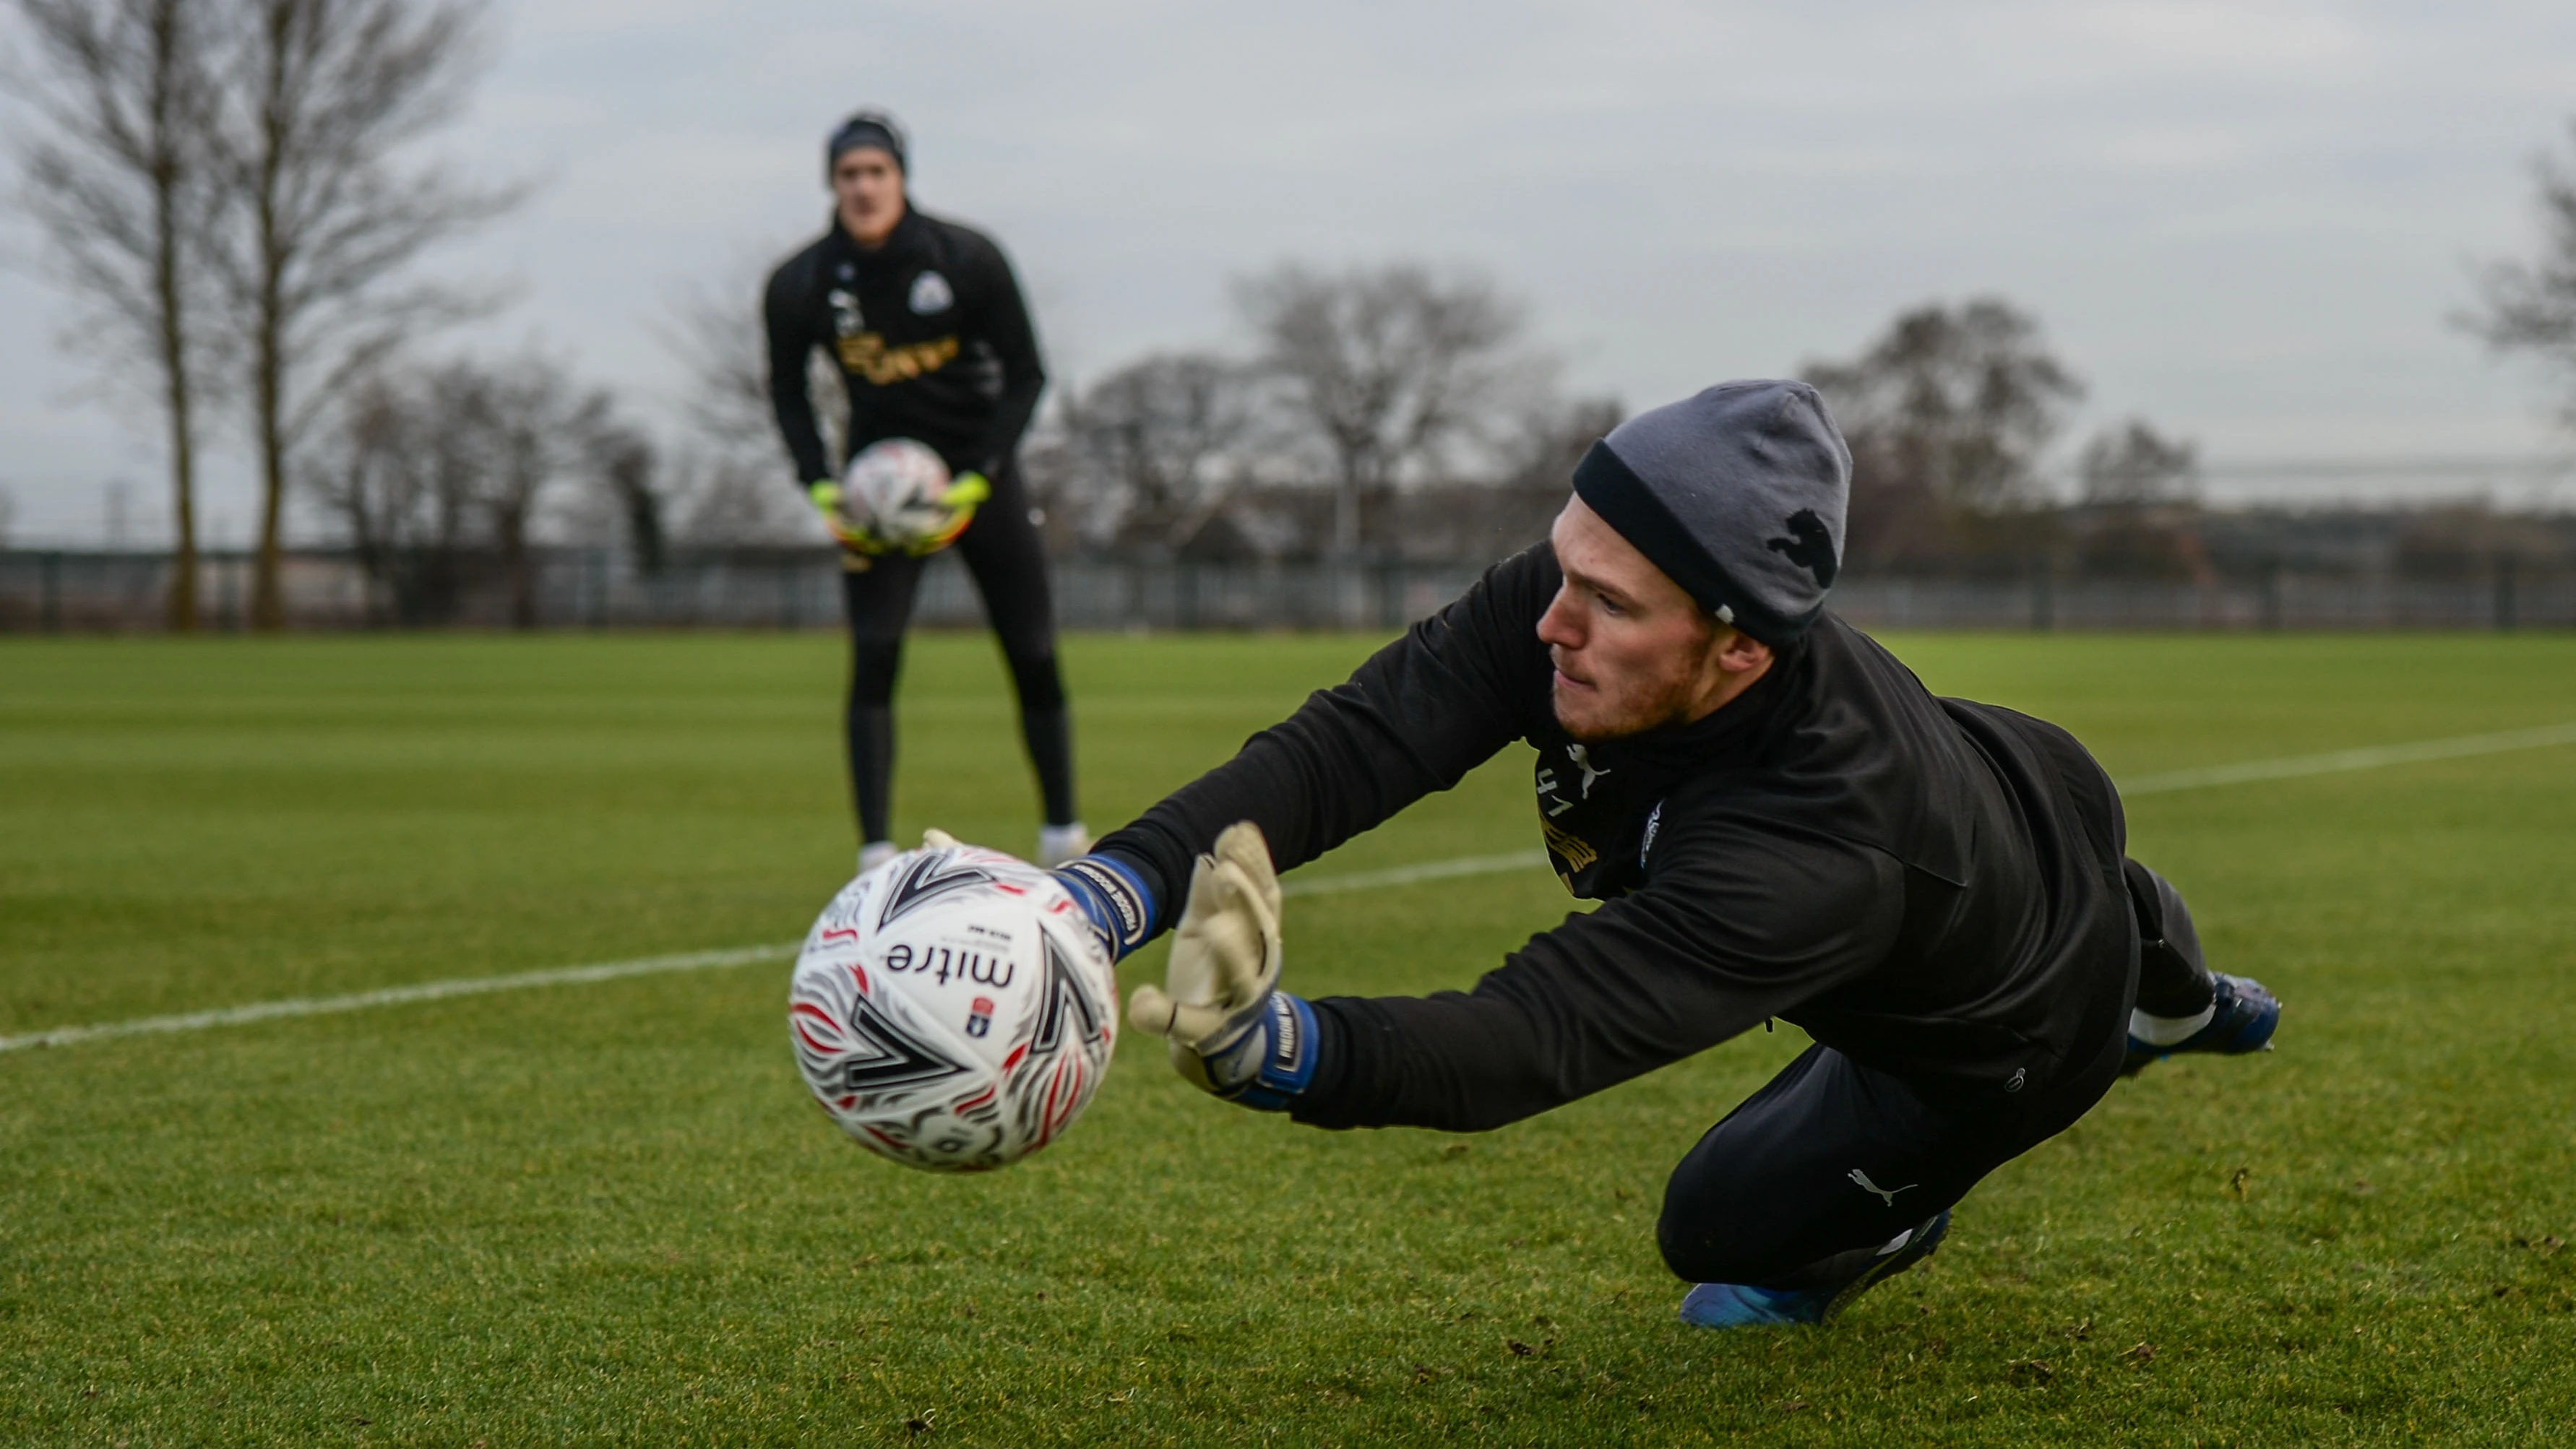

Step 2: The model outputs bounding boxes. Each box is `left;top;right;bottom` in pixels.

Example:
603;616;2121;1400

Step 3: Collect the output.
827;111;909;178
1569;379;1851;645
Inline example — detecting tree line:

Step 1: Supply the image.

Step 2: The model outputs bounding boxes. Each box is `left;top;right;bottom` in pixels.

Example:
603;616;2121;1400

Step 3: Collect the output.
12;0;543;628
16;1;2576;626
1017;282;2209;575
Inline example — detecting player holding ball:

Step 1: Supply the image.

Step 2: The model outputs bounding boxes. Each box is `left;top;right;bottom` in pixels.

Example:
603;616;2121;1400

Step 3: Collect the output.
766;109;1086;874
1041;381;2280;1328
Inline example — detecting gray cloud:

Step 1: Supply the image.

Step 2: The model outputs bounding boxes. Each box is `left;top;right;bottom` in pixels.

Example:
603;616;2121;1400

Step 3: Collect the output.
7;0;2575;540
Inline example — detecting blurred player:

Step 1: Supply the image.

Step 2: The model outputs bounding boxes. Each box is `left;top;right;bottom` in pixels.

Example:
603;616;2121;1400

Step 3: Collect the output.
766;110;1085;872
1043;381;2279;1328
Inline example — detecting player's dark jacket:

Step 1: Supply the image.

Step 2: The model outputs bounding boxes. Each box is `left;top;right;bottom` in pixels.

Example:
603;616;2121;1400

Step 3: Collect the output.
1095;543;2141;1133
764;207;1045;483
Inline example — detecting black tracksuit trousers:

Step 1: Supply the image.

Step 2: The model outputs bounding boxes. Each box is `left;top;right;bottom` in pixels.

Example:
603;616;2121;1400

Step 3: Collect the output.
1657;859;2215;1286
837;462;1074;844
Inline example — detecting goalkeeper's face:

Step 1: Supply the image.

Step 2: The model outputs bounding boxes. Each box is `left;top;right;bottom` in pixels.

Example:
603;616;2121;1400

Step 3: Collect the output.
1539;498;1772;742
832;147;907;247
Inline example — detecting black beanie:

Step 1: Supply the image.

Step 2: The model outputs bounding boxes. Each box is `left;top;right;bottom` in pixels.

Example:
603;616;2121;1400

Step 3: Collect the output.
1569;380;1851;646
826;111;908;178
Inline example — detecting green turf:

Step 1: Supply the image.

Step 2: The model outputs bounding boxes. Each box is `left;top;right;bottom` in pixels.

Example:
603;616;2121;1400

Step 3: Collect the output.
2;629;2572;1445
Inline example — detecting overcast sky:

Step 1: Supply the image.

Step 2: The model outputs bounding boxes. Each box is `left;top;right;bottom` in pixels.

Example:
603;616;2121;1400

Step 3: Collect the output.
7;0;2576;544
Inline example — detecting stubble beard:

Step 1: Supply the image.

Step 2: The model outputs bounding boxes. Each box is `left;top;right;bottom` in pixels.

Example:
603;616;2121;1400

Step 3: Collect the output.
1551;668;1701;744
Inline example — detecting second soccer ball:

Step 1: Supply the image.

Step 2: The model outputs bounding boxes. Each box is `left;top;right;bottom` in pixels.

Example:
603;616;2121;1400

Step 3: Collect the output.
840;436;968;553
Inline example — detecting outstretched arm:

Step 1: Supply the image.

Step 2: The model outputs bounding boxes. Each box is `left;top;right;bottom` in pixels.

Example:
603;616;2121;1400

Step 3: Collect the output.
1294;822;1905;1132
1083;545;1560;945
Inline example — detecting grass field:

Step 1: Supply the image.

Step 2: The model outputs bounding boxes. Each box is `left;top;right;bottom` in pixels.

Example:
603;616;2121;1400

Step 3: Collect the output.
4;628;2573;1445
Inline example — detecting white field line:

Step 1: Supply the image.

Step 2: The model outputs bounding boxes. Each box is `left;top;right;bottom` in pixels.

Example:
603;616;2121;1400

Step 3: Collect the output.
2118;720;2576;795
7;720;2569;1057
0;943;798;1055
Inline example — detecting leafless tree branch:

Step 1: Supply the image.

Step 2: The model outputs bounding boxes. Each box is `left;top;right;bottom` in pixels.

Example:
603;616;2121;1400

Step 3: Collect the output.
1804;298;2085;571
200;0;525;628
1236;261;1544;555
10;0;220;626
2462;120;2576;431
653;264;835;546
1051;352;1263;551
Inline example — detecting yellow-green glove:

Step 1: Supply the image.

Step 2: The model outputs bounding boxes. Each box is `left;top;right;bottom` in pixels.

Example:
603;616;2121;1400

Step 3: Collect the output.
903;470;992;555
807;480;877;553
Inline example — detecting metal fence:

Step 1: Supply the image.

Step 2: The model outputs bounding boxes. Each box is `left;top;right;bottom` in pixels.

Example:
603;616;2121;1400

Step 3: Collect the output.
1830;573;2569;632
1;547;2567;633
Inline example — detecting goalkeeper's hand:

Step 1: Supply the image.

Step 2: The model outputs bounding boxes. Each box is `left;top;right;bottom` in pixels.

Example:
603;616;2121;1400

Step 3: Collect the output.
807;480;884;553
901;470;993;556
1127;821;1316;1110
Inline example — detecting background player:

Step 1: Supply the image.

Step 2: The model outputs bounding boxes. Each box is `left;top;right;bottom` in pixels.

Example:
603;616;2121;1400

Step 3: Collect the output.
1046;381;2280;1327
767;111;1085;873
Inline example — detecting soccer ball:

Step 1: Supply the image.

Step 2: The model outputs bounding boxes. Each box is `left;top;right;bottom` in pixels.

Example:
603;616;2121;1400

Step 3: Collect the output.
788;842;1119;1172
840;437;968;553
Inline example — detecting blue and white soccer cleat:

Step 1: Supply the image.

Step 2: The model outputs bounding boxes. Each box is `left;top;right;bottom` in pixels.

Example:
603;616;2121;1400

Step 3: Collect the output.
1677;1280;1827;1328
1679;1210;1950;1328
2124;972;2280;1076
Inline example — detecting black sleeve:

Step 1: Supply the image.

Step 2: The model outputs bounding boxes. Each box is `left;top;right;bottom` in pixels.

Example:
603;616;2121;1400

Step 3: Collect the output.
764;250;832;486
1093;545;1558;931
962;235;1046;475
1292;817;1907;1133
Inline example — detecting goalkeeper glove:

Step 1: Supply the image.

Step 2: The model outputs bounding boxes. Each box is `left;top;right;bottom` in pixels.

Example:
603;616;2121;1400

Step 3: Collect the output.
900;470;993;555
807;479;884;553
1126;821;1316;1111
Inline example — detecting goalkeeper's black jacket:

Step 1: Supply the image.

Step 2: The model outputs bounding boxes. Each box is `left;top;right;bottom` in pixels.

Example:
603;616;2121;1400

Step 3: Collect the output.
1095;543;2142;1133
764;207;1046;483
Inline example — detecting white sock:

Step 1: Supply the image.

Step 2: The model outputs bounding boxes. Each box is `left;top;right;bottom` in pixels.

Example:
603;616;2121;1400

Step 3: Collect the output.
858;840;899;874
2129;1002;2217;1047
1036;821;1090;869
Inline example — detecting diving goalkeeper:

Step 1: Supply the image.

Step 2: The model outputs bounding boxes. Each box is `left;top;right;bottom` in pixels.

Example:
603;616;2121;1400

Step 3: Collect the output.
1045;380;2280;1327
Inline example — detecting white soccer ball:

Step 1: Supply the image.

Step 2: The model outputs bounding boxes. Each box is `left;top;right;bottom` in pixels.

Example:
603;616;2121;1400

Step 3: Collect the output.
840;436;960;552
788;842;1119;1172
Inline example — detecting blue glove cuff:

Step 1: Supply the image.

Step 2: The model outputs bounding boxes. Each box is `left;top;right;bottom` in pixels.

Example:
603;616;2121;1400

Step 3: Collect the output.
1224;993;1319;1113
1049;854;1157;960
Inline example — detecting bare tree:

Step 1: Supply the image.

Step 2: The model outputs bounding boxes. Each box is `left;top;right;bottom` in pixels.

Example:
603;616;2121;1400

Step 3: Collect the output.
658;272;831;545
12;0;219;628
1497;394;1623;493
665;274;796;464
311;365;478;622
1053;352;1260;550
471;356;599;626
309;352;617;625
202;0;521;630
1804;298;2084;571
2463;120;2576;428
2069;419;2207;581
1236;262;1538;556
2078;418;2198;506
587;420;663;576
